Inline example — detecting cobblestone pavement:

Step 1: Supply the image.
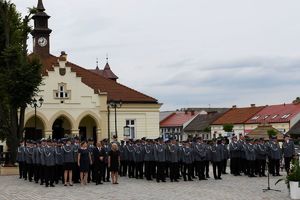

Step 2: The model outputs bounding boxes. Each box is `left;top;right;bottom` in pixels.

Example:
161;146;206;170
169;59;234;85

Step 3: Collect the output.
0;171;290;200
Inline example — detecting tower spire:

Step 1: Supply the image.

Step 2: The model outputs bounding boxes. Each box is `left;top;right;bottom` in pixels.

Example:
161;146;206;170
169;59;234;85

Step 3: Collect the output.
106;53;109;64
37;0;45;12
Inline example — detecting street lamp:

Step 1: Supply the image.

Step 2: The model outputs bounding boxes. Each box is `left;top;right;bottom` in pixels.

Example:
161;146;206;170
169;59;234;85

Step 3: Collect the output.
109;100;122;139
30;97;44;140
123;125;130;137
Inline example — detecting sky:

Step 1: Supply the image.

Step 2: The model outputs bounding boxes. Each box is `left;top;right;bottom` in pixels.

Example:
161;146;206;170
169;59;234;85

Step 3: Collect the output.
12;0;300;111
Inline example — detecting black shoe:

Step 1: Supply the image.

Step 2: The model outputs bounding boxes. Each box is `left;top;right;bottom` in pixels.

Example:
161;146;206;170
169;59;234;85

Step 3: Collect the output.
174;179;179;182
156;180;160;183
50;184;55;187
218;177;222;180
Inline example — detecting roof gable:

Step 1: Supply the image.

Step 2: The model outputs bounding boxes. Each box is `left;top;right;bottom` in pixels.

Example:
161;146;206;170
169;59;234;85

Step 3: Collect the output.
33;54;158;103
160;111;198;127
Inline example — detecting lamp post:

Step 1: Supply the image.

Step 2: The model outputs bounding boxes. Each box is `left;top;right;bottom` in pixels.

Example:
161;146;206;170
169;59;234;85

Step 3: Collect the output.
30;97;44;140
109;100;122;139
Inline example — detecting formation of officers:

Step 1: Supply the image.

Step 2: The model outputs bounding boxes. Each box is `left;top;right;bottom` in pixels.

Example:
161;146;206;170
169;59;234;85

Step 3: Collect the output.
16;133;295;187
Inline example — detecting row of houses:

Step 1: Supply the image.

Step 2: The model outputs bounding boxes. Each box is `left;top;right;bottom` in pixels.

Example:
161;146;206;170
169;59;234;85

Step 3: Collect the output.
160;100;300;141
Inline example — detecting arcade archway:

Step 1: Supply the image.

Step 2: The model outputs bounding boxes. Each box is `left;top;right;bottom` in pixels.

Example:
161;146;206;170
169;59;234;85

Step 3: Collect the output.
24;116;45;140
78;115;97;142
52;116;72;140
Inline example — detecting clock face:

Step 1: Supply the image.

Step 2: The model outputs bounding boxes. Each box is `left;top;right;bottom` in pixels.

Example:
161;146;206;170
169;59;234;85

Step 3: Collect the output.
38;37;47;47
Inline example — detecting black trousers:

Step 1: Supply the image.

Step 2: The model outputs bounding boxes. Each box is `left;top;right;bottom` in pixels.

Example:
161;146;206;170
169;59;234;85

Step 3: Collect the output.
269;159;280;175
170;162;179;181
144;161;153;180
195;161;205;179
212;161;222;179
230;157;240;175
284;157;292;173
94;162;104;184
135;162;143;179
183;163;193;181
18;161;25;178
165;161;170;177
247;160;255;176
128;161;135;178
40;165;45;184
120;160;127;176
204;160;210;177
27;163;34;181
222;159;227;173
256;159;266;176
34;164;40;183
156;162;166;182
55;165;64;184
45;166;55;186
239;158;247;174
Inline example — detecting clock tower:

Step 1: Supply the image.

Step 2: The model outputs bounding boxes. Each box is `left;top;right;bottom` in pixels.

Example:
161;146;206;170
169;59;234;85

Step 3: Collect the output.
31;0;52;57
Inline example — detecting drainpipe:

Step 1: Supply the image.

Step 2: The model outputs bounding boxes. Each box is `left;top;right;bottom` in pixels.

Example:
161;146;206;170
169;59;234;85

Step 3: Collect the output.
107;105;110;142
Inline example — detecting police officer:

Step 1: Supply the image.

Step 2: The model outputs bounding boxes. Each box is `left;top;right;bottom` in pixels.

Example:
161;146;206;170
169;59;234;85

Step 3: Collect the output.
87;138;95;183
221;137;229;174
194;137;207;180
32;141;40;183
168;138;180;182
245;138;256;177
63;138;74;186
44;139;55;187
182;141;194;181
16;140;25;179
255;138;267;177
55;140;64;184
25;140;34;182
134;140;144;179
268;136;282;176
119;140;128;176
282;134;295;173
211;138;223;180
144;139;154;181
154;138;166;182
229;135;241;176
126;139;135;178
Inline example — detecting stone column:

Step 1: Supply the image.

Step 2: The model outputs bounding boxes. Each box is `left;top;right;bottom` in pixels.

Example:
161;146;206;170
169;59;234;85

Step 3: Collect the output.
44;130;52;139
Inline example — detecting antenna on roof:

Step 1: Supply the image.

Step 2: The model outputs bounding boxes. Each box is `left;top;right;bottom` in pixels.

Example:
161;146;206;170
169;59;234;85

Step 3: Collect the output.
106;53;109;64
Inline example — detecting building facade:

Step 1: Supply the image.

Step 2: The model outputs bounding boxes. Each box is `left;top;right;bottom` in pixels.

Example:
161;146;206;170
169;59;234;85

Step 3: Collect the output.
23;0;161;142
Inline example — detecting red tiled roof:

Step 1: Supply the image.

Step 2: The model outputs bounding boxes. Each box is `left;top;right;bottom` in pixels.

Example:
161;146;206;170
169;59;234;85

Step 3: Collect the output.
160;112;198;127
212;106;265;125
245;103;300;124
33;54;158;103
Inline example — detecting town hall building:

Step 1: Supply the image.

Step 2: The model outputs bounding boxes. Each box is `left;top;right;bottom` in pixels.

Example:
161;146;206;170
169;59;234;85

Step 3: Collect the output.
23;0;161;142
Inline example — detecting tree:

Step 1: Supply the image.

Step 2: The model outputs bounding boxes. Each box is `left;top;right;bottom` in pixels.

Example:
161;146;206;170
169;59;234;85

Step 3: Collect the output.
0;0;42;164
267;129;277;139
223;124;234;132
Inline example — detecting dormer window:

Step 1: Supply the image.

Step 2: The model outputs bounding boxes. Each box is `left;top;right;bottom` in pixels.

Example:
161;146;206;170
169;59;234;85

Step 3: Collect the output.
54;83;71;100
264;115;270;119
251;116;260;120
281;114;291;119
272;115;278;119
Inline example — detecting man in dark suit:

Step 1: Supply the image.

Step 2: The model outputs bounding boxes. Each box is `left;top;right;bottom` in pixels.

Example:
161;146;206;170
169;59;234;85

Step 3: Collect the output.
282;134;295;173
93;142;105;185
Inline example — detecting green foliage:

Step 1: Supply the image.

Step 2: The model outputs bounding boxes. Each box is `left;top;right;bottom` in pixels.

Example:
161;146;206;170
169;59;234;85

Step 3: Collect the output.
223;124;234;132
275;159;300;188
0;0;42;163
203;126;211;133
267;129;277;138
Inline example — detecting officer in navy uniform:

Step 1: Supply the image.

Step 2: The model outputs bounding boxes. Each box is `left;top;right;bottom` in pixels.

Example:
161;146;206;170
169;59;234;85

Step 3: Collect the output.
32;141;40;183
55;140;64;184
133;140;144;179
102;139;111;182
238;135;247;175
154;138;166;182
39;139;46;185
221;137;229;174
268;136;282;176
211;138;224;180
282;134;295;173
255;138;267;177
144;139;155;181
229;135;241;176
87;138;95;183
119;140;128;176
204;140;211;178
25;140;34;182
44;139;55;187
194;137;207;180
245;138;256;177
168;137;180;182
182;141;194;181
126;139;135;178
16;140;26;179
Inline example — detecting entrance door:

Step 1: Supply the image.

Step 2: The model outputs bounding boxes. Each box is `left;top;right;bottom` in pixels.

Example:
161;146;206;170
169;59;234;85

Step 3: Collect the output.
52;119;64;140
24;128;43;140
79;127;87;141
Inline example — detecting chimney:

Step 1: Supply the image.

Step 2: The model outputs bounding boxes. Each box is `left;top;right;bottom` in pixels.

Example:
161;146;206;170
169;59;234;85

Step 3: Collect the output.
59;51;67;61
251;104;255;107
232;105;237;108
184;110;188;114
191;110;195;115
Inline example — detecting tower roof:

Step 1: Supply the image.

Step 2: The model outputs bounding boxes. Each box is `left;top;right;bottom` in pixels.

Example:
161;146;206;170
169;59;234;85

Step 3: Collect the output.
37;0;45;12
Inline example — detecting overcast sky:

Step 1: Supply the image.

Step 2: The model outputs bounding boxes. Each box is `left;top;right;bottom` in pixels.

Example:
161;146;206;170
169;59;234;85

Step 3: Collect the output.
12;0;300;110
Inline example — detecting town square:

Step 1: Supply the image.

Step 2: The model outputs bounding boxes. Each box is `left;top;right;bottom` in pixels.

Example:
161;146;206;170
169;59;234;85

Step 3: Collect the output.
1;0;300;200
